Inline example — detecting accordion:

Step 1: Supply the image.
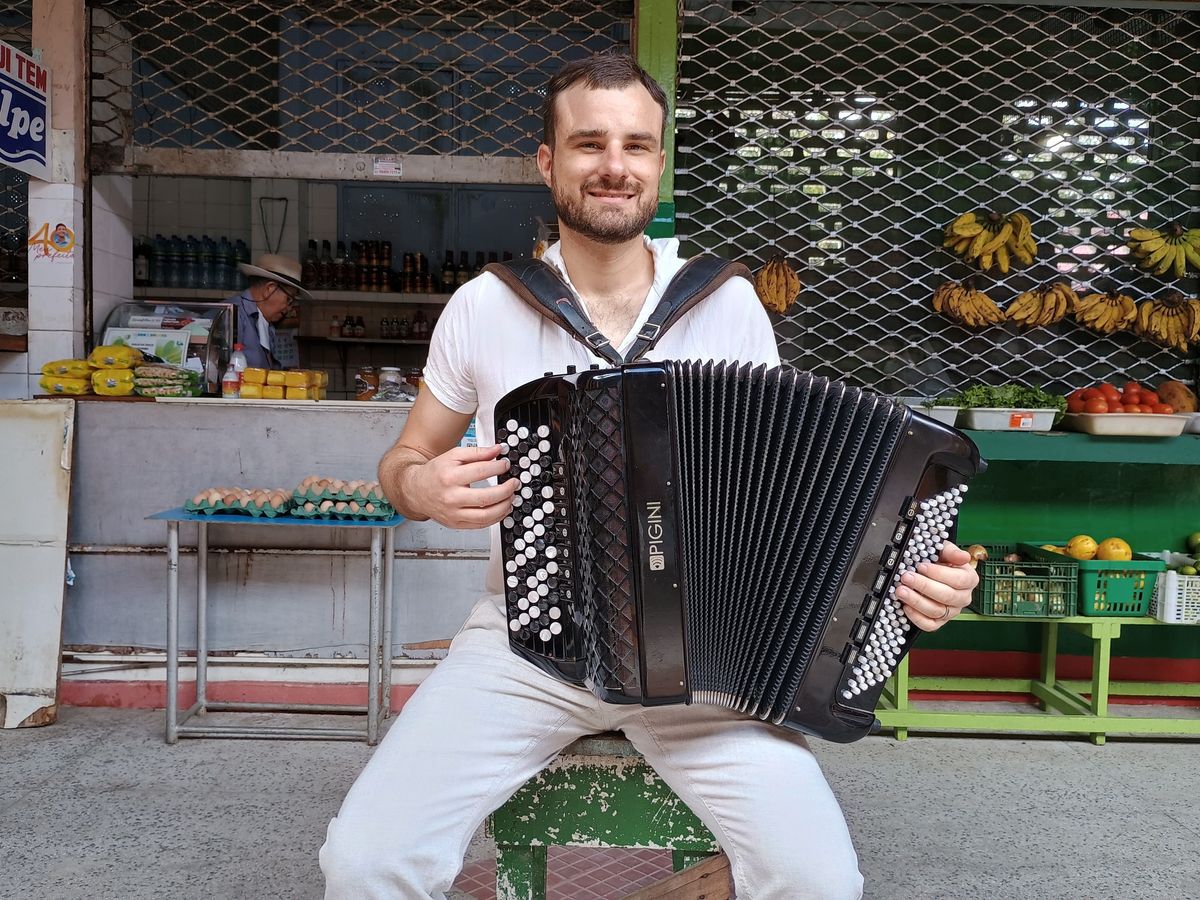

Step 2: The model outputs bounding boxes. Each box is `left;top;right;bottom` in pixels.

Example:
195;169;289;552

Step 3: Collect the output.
494;360;985;743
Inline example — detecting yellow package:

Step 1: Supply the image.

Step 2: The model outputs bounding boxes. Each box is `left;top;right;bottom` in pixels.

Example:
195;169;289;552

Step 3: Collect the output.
88;344;143;369
242;367;267;385
239;383;263;399
285;386;314;400
315;370;329;387
262;384;285;400
283;370;309;388
91;369;135;396
41;358;90;378
38;375;91;395
317;386;328;400
266;370;286;386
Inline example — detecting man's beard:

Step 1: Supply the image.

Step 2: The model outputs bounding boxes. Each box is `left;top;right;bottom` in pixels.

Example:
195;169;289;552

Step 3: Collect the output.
551;175;657;245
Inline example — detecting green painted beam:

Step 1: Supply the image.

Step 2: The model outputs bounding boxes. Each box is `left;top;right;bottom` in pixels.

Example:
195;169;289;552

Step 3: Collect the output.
964;429;1200;464
635;0;677;204
876;708;1200;735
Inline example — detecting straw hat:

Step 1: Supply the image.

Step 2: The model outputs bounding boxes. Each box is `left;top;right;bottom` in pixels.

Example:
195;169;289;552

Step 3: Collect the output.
238;253;311;299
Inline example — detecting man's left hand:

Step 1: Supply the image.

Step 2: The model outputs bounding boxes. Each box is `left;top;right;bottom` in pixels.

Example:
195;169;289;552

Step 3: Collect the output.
895;540;979;632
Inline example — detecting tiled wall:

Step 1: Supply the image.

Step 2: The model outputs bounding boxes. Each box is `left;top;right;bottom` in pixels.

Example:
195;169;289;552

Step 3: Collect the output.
132;177;253;247
92;175;134;341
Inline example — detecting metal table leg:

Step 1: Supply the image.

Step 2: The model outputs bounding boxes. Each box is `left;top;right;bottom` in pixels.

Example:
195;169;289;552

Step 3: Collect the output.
196;522;208;713
165;522;179;744
382;525;395;719
367;527;383;745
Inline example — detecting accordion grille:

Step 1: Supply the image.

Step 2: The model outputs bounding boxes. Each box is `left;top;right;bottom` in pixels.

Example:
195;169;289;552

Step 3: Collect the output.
567;384;641;697
671;360;906;723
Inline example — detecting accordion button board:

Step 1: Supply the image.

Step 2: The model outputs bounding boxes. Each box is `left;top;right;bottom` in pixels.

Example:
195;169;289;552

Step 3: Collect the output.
494;360;986;742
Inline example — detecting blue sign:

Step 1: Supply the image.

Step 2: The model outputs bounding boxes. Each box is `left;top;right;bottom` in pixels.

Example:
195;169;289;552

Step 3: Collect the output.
0;39;50;181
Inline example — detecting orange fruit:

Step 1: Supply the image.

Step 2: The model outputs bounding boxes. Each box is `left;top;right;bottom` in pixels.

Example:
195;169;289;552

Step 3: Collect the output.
1066;534;1099;560
1096;537;1132;561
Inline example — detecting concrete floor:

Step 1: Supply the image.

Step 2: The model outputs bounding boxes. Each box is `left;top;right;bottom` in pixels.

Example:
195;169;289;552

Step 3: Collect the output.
2;705;1199;900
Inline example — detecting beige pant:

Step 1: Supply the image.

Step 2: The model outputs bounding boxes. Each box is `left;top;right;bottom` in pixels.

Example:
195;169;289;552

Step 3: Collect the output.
320;598;864;899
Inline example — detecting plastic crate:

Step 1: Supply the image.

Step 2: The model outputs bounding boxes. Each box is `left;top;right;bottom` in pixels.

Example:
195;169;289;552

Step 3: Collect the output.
1019;543;1165;617
1148;552;1200;625
969;543;1077;617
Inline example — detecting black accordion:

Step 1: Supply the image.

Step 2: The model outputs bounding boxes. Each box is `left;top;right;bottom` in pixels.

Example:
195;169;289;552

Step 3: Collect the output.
494;360;985;742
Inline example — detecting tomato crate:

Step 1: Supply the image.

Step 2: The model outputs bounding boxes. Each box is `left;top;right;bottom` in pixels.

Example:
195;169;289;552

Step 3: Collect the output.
969;544;1077;617
1018;543;1165;617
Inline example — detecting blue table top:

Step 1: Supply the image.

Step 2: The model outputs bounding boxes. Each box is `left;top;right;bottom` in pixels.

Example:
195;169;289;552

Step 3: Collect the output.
148;507;405;528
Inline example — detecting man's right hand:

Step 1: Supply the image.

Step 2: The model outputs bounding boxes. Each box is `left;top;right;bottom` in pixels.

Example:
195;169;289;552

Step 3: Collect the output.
402;443;518;529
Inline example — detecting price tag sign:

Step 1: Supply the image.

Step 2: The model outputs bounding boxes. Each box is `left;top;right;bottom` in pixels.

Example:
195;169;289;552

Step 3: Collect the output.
1009;412;1034;429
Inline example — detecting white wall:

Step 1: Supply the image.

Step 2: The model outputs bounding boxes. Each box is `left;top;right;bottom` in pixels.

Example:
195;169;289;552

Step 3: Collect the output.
132;176;253;246
92;175;134;339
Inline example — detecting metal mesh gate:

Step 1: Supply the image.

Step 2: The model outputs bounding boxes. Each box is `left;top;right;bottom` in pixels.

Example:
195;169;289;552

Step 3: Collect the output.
0;1;30;290
676;1;1200;396
89;0;631;173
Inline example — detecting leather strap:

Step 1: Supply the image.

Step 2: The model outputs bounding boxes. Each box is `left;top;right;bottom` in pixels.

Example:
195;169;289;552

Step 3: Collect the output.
483;254;751;365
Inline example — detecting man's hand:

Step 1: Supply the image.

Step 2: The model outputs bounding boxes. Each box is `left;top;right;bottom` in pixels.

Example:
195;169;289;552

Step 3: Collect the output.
402;444;519;530
894;540;979;632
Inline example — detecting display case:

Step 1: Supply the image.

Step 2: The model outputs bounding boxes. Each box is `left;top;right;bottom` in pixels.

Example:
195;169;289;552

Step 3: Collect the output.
101;301;234;395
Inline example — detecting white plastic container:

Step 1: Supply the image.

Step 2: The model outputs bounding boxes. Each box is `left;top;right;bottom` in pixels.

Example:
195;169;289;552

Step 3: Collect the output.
1181;412;1200;435
1148;552;1200;624
1061;412;1187;437
960;408;1056;432
920;406;961;426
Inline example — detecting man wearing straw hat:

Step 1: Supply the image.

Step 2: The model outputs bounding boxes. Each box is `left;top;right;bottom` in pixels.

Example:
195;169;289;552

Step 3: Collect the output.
229;253;311;369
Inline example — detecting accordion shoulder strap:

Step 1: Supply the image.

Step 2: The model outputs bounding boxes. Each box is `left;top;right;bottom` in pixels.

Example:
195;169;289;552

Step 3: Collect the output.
483;255;751;364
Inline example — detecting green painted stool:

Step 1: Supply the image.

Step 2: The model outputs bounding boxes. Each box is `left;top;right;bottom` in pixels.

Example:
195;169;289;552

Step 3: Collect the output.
487;732;720;900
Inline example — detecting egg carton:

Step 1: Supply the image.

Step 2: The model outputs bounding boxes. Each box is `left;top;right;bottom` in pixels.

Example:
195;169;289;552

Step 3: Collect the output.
290;498;395;520
186;488;294;518
291;477;386;505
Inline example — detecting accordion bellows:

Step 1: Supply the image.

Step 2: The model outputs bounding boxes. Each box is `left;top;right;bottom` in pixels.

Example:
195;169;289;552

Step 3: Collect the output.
494;360;985;742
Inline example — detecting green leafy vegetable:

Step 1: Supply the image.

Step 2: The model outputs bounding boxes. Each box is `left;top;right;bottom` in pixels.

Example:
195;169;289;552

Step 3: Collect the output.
943;384;1066;414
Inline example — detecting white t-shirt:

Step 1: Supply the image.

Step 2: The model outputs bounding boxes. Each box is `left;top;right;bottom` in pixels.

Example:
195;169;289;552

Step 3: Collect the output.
423;236;781;597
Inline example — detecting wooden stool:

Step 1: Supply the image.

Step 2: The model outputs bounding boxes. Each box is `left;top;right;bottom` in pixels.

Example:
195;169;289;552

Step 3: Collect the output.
487;732;724;900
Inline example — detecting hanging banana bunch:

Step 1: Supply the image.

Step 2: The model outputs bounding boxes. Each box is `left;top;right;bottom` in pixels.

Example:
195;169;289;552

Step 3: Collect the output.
1135;290;1197;353
1127;223;1200;278
931;278;1005;328
1071;289;1137;336
943;210;1038;274
1006;283;1078;329
754;255;801;314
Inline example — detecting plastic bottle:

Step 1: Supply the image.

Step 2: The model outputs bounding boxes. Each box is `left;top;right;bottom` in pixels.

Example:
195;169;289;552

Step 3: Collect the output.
221;364;241;399
234;239;251;289
151;234;167;286
216;237;234;290
182;236;200;289
167;235;184;288
133;236;150;287
229;343;249;381
197;235;214;290
329;315;341;338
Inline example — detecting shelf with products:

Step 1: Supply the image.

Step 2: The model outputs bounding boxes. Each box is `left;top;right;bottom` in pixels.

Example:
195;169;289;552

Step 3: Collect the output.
132;286;452;306
297;336;431;346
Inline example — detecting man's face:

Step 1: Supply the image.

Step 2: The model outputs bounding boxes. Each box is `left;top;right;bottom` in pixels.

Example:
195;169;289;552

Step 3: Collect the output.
537;83;666;245
259;281;297;324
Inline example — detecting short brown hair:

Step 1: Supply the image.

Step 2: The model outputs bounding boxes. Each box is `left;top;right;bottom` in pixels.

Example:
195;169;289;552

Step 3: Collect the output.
541;52;669;148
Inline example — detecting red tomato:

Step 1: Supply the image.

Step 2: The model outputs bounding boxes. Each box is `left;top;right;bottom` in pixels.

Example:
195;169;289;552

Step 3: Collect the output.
1138;404;1154;414
1084;397;1110;413
1067;394;1086;413
1122;389;1141;406
1098;383;1121;402
1123;381;1142;395
1107;400;1124;412
1122;404;1141;413
1080;387;1102;401
1140;390;1159;405
1153;403;1175;415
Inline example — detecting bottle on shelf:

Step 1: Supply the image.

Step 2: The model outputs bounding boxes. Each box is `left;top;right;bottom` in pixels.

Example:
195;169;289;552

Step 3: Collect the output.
341;314;355;337
441;250;456;292
234;239;250;289
457;251;470;288
380;315;392;339
197;235;215;290
302;240;319;288
335;241;350;290
133;236;151;287
167;235;184;288
329;315;341;338
353;315;366;338
151;234;168;287
390;315;400;338
217;236;235;290
398;315;410;338
319;240;334;289
414;309;428;339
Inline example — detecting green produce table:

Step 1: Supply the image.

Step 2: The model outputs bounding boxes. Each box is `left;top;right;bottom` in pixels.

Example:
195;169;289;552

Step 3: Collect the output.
878;612;1200;745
